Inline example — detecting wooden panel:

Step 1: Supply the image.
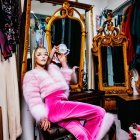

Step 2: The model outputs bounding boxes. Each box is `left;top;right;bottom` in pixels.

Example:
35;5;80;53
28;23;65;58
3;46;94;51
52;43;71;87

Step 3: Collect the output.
105;97;117;112
0;107;3;140
69;90;105;107
117;95;140;132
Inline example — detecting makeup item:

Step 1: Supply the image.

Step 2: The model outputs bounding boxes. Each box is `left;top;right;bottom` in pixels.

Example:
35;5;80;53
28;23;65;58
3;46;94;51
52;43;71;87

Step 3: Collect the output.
58;44;70;56
52;44;70;63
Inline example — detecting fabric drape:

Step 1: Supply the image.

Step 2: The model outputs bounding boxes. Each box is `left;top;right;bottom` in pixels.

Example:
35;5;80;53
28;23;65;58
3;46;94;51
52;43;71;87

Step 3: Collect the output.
85;9;94;89
122;4;135;65
51;18;81;68
0;52;22;140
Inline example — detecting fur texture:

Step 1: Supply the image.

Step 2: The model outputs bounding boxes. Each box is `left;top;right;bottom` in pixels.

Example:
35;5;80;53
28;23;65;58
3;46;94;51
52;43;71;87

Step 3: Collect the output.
96;112;115;140
23;63;72;122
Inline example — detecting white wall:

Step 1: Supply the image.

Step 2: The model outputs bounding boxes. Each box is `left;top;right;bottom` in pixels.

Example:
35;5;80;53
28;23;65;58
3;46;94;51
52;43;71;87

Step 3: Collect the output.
92;0;108;35
31;1;61;16
31;0;93;16
22;0;127;27
107;0;128;10
92;0;127;35
21;0;127;17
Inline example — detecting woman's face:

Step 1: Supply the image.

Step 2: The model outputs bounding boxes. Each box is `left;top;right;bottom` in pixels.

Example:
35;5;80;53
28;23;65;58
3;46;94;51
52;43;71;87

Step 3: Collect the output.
35;48;49;68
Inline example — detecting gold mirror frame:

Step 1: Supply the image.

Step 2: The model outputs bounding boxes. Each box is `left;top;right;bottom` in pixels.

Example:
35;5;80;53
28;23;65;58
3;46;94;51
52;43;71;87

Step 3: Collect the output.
21;0;31;83
45;2;86;92
21;1;86;92
92;18;132;94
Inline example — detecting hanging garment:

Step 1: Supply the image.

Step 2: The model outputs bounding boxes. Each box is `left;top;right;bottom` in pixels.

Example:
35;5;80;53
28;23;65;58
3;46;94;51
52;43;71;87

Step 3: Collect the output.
0;30;12;60
122;4;135;65
1;0;20;53
131;3;140;68
0;52;22;140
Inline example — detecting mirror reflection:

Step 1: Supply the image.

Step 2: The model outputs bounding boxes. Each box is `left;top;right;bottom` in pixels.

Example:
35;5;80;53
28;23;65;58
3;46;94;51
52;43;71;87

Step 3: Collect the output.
51;18;81;68
101;46;125;87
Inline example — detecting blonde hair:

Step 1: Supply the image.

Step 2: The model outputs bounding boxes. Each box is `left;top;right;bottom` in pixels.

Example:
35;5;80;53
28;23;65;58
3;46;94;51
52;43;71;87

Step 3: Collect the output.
32;46;48;69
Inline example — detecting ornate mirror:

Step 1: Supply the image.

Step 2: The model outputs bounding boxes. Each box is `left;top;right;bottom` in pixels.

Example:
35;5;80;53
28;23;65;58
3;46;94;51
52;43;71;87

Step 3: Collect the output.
92;10;132;94
21;0;89;92
45;2;86;92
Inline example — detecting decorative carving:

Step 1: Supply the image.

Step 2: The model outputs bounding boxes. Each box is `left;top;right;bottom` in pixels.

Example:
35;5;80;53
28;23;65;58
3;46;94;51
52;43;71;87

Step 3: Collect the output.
45;2;86;92
92;10;132;94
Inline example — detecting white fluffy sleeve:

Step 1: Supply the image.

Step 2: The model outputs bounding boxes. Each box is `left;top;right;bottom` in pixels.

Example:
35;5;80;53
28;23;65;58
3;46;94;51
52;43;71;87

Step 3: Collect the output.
60;67;73;83
23;71;48;122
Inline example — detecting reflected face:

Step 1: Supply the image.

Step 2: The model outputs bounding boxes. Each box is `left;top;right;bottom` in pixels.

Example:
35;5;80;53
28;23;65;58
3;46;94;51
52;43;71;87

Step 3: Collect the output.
34;47;49;68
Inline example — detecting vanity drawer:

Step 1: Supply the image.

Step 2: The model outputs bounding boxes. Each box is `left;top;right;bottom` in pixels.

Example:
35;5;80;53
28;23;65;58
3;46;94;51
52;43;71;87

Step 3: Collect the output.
104;97;117;112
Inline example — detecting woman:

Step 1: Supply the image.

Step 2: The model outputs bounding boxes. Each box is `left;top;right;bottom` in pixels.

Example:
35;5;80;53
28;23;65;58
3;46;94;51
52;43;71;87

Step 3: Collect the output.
23;45;113;140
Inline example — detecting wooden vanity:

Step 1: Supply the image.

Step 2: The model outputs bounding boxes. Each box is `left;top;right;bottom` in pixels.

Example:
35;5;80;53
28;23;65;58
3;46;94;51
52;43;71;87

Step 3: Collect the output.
117;94;140;132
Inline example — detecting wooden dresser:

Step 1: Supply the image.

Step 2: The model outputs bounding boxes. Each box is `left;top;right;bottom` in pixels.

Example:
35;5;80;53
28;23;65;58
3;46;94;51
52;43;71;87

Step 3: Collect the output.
69;90;105;107
117;94;140;132
0;107;3;140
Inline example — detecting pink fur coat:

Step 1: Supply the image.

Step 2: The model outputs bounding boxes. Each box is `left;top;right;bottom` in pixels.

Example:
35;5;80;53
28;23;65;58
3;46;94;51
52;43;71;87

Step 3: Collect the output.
23;63;73;122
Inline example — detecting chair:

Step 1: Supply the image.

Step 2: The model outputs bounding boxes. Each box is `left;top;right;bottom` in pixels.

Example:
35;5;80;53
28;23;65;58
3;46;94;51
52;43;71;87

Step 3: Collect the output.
38;123;75;140
37;91;116;140
38;122;116;140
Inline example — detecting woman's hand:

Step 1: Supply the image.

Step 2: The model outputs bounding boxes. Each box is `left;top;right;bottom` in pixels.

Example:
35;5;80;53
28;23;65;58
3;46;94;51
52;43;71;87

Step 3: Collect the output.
47;45;60;64
50;45;59;59
57;54;68;68
57;54;66;63
70;66;79;84
72;66;79;72
40;117;51;131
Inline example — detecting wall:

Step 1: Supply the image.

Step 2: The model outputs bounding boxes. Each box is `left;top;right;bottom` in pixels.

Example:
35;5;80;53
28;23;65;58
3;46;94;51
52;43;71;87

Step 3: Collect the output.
92;0;127;35
107;0;128;10
21;0;127;33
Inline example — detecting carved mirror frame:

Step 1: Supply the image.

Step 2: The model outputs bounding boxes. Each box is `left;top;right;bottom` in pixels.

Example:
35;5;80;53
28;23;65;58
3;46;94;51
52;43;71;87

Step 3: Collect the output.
92;19;132;94
21;1;86;92
45;2;86;92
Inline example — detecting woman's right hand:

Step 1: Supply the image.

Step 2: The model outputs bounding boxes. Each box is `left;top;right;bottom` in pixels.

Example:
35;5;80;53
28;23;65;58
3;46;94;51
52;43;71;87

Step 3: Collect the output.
40;117;51;131
50;45;59;59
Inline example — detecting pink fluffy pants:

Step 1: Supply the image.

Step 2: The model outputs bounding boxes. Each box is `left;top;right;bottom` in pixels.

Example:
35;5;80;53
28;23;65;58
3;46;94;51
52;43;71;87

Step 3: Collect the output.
45;90;106;140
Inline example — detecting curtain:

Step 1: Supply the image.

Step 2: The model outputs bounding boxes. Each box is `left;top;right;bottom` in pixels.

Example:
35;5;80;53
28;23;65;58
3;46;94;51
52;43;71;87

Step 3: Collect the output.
85;8;95;89
0;1;22;139
51;18;81;68
0;52;22;140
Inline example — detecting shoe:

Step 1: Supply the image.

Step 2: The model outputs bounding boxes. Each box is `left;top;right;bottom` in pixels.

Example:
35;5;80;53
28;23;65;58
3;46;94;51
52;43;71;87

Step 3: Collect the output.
96;112;115;140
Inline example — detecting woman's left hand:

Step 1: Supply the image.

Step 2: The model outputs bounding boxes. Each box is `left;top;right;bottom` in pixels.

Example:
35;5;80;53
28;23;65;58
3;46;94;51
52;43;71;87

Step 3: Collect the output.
40;118;51;131
50;45;59;59
57;54;68;68
57;54;66;63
